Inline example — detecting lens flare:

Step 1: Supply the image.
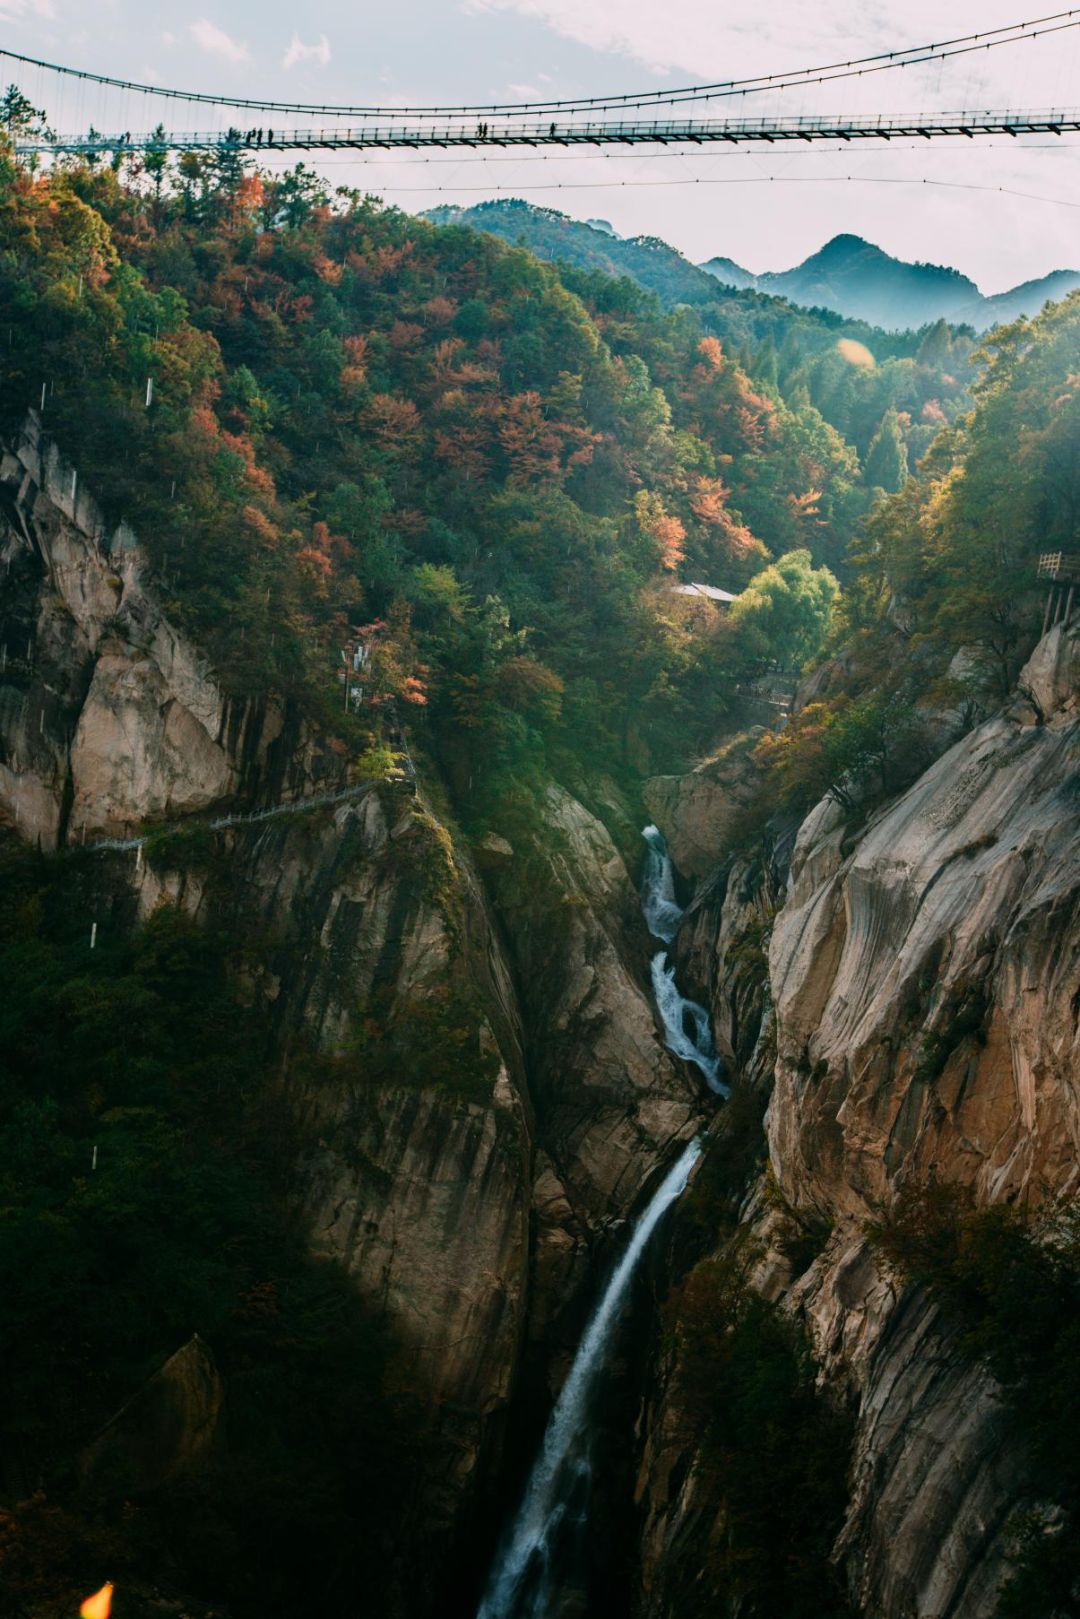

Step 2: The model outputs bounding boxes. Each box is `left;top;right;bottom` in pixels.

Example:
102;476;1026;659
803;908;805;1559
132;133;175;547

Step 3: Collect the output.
836;337;876;370
80;1584;113;1619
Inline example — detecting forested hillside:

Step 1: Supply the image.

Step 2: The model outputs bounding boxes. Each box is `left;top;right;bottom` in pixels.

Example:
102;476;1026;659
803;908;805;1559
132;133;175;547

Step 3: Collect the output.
5;105;1080;1619
752;289;1080;828
0;123;856;1618
1;140;868;820
427;200;978;467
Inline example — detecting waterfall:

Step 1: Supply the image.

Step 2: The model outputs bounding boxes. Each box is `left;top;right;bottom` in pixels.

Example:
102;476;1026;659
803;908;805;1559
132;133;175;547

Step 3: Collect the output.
476;1137;702;1619
641;826;729;1097
640;823;684;943
650;953;729;1097
474;824;725;1618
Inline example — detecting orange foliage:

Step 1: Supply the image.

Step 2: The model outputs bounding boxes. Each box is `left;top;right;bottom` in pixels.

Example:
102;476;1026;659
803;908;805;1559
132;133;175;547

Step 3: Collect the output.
653;513;686;570
697;335;725;372
787;488;824;525
636;490;687;571
422;295;457;324
350;241;415;284
241;505;280;548
297;545;333;592
236;173;264;216
383;507;428;536
311;251;343;286
364;395;423;457
689;475;732;525
388;320;424;351
500;393;561;486
223;430;276;498
435;424;492;484
736;403;769;449
340;333;369;393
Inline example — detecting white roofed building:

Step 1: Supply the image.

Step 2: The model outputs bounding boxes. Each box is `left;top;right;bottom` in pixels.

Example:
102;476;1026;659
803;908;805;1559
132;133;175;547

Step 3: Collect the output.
668;582;739;607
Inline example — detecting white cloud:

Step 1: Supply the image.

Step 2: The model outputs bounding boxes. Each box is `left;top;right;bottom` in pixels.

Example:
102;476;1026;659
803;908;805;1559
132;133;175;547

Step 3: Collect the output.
162;29;176;45
0;0;56;19
459;0;1071;102
189;17;250;62
282;32;332;70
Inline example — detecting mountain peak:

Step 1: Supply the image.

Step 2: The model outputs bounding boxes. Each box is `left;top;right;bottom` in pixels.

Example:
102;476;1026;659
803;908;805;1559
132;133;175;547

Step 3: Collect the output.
698;234;1080;331
815;233;876;258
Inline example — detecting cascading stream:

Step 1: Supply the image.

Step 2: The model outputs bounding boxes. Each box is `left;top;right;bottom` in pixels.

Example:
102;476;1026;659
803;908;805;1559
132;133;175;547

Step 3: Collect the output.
640;822;683;943
641;825;729;1097
475;825;726;1618
475;1137;702;1619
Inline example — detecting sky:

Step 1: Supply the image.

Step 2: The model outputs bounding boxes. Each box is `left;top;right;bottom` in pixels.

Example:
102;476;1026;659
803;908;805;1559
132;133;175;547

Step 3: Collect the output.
4;0;1080;289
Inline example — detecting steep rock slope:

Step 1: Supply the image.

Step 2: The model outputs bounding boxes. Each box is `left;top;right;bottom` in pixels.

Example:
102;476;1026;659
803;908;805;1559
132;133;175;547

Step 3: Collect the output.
636;620;1080;1618
0;418;705;1611
0;414;340;847
769;622;1080;1215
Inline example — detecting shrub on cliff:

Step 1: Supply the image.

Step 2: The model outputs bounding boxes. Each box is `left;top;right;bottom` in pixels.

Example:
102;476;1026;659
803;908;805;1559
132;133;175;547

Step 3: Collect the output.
665;1245;854;1618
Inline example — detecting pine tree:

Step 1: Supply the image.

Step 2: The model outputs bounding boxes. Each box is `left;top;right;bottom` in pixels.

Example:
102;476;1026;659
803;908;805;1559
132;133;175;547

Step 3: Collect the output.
865;408;909;492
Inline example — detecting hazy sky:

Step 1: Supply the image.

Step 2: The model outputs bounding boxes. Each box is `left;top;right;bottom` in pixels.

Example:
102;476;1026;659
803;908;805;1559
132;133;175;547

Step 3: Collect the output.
5;0;1080;289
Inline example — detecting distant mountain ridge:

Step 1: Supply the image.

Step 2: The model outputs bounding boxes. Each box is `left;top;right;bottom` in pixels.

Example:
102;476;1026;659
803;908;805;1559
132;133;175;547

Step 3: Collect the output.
701;233;1080;332
425;199;731;311
425;203;1079;335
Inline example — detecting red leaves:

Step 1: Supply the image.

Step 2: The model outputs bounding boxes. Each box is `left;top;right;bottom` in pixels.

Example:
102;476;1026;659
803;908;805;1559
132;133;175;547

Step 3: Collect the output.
363;394;423;458
422;294;457;325
499;392;596;488
786;488;825;526
388;320;424;352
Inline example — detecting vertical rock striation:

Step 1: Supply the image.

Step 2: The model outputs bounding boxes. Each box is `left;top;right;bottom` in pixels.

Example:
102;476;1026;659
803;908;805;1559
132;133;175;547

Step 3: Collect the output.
636;620;1080;1618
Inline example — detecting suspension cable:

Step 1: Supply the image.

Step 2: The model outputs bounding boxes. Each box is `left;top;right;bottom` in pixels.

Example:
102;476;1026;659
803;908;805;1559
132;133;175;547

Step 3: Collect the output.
1;8;1079;120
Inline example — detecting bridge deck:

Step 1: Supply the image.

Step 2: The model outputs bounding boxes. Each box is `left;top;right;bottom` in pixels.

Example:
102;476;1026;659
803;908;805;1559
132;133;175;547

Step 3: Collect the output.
17;108;1080;154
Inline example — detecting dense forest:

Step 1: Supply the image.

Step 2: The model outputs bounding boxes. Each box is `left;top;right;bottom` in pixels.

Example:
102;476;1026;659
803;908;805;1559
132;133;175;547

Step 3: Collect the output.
428;200;979;464
4;94;1080;1619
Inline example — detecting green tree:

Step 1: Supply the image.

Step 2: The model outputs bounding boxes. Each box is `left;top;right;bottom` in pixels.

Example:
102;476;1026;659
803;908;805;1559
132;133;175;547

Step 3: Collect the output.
730;549;840;669
144;122;170;202
864;407;909;492
0;84;52;141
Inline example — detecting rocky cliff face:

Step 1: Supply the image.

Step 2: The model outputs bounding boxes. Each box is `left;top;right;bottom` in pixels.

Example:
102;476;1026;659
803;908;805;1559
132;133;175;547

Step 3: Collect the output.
637;621;1080;1619
0;414;342;848
643;734;764;879
1;420;706;1613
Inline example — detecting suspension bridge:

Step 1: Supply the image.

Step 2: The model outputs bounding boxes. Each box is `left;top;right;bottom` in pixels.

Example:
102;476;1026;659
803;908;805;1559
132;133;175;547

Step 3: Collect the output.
6;9;1080;177
16;107;1080;157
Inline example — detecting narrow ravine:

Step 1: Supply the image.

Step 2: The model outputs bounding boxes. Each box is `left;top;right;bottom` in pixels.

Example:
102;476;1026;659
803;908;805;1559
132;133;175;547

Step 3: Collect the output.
474;825;726;1618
